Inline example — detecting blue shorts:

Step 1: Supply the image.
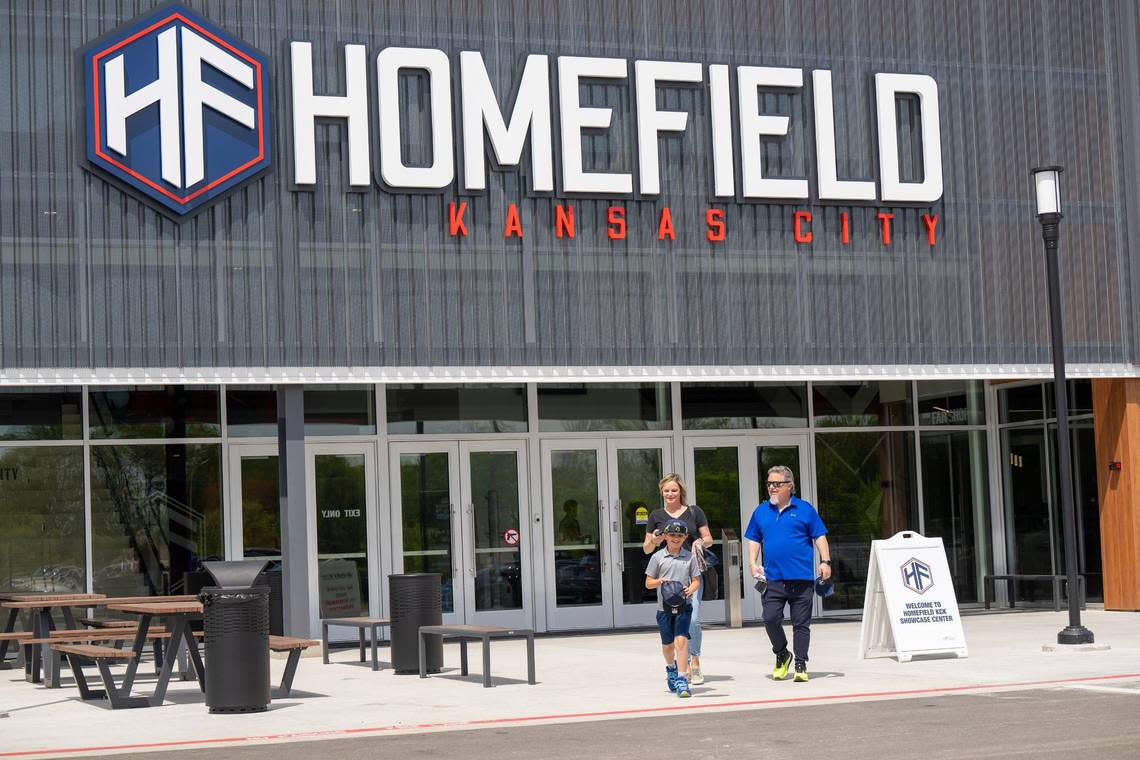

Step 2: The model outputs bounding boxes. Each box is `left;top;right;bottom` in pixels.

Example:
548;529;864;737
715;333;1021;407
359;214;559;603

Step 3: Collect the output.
656;605;693;645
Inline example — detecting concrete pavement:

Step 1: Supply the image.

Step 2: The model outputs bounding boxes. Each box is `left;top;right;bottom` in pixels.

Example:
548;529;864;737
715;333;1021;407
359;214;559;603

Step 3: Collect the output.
1;609;1138;758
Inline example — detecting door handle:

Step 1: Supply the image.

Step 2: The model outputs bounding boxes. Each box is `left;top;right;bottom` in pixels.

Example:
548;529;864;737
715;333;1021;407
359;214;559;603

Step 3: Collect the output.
466;504;476;577
597;500;606;571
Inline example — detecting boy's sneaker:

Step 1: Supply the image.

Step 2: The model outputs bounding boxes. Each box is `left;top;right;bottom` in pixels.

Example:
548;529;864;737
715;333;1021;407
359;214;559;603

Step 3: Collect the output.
665;665;678;692
793;661;809;683
772;651;793;680
690;665;704;685
675;675;691;698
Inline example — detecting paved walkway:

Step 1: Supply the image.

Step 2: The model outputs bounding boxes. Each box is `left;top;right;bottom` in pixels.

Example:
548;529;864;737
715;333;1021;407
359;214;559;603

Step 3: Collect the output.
1;610;1138;758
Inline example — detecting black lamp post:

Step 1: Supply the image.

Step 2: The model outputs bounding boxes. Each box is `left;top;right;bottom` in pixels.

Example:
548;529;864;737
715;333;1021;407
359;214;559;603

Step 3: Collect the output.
1031;165;1094;645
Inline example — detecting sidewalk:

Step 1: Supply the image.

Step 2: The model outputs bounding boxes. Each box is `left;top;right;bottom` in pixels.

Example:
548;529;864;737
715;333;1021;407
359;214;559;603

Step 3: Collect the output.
2;609;1138;758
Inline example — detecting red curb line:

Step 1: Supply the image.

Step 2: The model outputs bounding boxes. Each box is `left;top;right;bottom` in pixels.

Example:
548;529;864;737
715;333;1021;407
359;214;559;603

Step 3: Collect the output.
4;672;1139;758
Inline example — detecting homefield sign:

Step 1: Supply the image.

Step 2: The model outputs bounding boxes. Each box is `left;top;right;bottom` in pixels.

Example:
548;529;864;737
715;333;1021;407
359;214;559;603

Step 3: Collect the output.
858;531;968;662
80;3;944;245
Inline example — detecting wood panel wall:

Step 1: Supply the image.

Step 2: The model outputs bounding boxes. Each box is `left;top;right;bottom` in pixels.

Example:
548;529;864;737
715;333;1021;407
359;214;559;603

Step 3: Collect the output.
1092;379;1140;611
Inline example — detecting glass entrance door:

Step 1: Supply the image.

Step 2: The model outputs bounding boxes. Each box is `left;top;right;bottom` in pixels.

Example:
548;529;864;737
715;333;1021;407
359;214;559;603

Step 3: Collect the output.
306;444;380;633
540;439;673;630
388;441;531;628
685;435;812;622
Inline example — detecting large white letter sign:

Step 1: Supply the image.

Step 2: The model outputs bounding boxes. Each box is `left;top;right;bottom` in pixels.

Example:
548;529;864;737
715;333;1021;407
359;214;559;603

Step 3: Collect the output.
558;56;632;194
812;70;876;201
737;66;808;199
290;42;371;186
460;52;553;192
875;73;943;203
180;26;255;188
377;47;455;189
634;60;702;195
708;64;735;198
104;27;182;186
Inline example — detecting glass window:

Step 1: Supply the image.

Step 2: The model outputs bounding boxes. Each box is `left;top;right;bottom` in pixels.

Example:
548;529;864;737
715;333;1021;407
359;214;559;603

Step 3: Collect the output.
537;383;671;432
998;383;1044;424
399;452;456;612
681;383;808;429
1069;380;1093;417
227;388;277;437
304;386;376;436
90;444;223;595
916;380;985;426
920;431;991;603
812;382;912;427
815;430;917;610
0;389;83;440
387;384;527;434
89;386;220;439
0;446;86;592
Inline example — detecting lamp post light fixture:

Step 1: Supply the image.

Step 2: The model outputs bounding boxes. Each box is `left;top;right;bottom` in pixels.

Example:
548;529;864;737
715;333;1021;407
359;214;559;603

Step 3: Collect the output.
1031;165;1094;645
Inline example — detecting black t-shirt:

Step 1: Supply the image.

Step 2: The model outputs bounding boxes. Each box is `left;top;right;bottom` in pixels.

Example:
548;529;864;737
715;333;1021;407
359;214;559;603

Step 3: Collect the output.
646;505;709;551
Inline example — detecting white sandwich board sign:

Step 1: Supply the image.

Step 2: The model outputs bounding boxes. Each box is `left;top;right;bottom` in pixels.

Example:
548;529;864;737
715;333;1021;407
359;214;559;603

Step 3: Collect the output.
858;531;968;662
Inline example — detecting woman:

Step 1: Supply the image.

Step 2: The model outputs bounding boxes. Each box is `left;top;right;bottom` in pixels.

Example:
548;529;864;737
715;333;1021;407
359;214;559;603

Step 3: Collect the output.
642;473;714;685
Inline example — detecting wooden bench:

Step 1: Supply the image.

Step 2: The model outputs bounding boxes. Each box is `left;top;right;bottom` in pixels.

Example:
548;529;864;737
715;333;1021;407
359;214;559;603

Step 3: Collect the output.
268;635;319;697
321;617;390;671
983;574;1086;611
0;631;31;668
27;628;169;688
417;624;535;688
50;644;149;709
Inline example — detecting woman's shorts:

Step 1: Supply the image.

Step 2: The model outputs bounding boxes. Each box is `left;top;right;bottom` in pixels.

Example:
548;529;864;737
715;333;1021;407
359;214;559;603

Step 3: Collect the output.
656;605;693;645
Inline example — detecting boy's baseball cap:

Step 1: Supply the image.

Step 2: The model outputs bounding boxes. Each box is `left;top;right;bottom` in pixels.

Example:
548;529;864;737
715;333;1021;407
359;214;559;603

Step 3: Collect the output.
660;580;687;614
662;520;688;536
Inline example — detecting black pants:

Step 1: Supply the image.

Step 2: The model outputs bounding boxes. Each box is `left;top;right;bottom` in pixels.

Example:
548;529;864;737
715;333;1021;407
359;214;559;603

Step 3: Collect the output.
761;579;814;664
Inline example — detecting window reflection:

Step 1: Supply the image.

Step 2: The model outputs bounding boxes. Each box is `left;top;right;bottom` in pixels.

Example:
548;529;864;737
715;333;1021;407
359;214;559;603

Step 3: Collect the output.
0;446;85;592
813;382;912;427
90;444;223;596
89;386;220;439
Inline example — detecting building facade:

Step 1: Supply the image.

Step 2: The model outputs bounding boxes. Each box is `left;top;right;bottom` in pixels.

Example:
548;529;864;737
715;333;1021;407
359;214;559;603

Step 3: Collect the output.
2;0;1140;636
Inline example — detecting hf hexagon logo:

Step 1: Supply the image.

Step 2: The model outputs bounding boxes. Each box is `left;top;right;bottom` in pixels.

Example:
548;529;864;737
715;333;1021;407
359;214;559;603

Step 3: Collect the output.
900;557;933;595
81;4;271;216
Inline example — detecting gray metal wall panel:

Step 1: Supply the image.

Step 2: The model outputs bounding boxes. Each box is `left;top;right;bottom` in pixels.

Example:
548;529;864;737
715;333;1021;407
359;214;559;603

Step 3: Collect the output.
0;0;1135;370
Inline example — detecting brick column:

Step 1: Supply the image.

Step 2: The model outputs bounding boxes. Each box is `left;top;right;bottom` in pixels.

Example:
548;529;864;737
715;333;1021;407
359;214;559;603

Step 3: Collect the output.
1092;378;1140;610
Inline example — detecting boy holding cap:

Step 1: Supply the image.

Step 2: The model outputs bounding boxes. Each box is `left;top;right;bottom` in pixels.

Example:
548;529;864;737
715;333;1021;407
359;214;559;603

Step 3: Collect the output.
645;519;701;698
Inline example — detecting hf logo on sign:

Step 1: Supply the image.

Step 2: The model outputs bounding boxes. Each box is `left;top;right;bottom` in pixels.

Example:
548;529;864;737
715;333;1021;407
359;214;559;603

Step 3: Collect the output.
900;557;933;595
80;5;272;216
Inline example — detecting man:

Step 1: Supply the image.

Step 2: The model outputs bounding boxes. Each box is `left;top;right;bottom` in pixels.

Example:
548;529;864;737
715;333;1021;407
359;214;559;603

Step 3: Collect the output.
744;465;831;683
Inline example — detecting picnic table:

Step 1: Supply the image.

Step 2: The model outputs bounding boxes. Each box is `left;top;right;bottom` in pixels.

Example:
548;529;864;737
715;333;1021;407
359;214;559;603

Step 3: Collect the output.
0;594;107;681
105;600;205;707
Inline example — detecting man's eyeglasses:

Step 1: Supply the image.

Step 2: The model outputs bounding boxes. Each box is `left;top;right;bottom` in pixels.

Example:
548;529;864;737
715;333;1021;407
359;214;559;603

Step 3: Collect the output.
766;481;792;489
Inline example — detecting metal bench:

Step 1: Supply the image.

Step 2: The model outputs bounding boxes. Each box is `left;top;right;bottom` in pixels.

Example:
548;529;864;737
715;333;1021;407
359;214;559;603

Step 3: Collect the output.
51;643;149;710
321;617;390;671
983;574;1086;611
268;635;319;697
417;624;535;688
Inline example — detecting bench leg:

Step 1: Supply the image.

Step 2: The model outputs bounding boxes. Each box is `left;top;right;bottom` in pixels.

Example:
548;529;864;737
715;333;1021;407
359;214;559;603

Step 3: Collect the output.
1052;578;1062;612
527;634;536;685
278;650;301;697
67;654;106;701
0;608;17;665
371;625;379;671
482;638;491;688
322;622;329;665
460;640;468;676
95;660;149;710
418;632;427;679
44;648;61;689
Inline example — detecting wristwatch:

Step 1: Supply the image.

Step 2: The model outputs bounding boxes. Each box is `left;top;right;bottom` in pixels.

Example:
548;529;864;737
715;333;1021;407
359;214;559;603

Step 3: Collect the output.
820;559;833;566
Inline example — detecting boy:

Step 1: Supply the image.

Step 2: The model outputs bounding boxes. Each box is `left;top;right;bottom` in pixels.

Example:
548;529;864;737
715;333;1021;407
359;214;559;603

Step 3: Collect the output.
645;519;701;698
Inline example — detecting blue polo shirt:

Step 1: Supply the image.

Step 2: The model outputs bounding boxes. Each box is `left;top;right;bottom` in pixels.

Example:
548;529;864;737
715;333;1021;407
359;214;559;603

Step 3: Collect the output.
743;496;827;581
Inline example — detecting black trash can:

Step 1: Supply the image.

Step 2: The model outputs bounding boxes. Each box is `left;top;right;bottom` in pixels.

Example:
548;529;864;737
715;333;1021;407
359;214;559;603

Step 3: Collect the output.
253;565;284;637
389;573;442;674
199;560;271;713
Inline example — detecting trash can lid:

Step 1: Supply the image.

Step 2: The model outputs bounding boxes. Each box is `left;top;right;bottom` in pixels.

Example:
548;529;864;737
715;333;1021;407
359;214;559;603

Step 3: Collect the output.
203;559;270;589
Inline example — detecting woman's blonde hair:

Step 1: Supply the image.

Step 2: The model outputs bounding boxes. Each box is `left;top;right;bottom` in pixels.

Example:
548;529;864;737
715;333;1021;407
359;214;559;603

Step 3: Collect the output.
658;473;688;505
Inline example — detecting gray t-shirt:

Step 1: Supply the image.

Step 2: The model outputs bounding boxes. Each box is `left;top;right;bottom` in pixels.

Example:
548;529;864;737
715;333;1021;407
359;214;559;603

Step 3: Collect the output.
645;547;698;611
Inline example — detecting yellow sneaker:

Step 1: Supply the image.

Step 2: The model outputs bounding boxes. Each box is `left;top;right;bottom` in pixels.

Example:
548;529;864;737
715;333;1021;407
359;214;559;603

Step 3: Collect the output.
772;651;792;680
793;662;808;682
